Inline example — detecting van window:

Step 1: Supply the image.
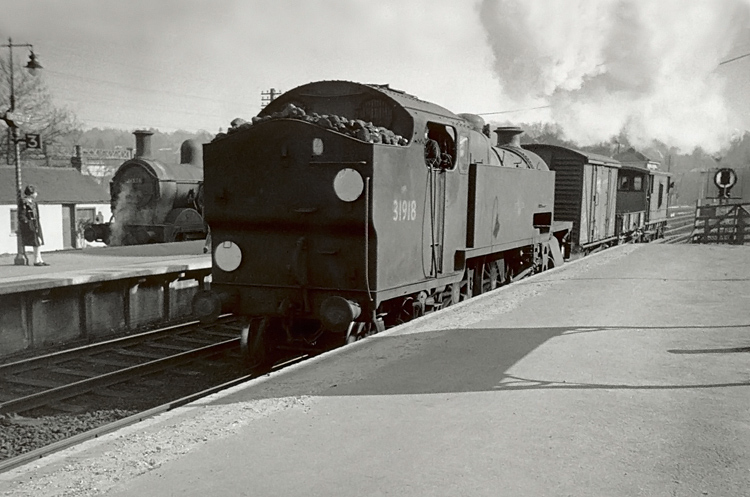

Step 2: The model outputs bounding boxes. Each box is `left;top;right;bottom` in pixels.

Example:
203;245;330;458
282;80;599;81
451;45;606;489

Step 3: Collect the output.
633;176;643;191
618;175;630;191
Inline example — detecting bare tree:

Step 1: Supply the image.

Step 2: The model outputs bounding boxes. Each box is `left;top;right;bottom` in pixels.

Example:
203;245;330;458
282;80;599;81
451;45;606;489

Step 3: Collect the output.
0;54;82;162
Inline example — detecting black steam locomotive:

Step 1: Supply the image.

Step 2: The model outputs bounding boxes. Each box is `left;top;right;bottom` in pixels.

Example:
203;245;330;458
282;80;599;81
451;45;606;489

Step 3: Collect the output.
193;80;573;370
84;130;207;246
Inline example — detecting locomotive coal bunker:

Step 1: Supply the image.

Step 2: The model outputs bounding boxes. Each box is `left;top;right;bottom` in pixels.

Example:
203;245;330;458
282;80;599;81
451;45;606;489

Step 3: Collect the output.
193;80;572;370
84;130;207;246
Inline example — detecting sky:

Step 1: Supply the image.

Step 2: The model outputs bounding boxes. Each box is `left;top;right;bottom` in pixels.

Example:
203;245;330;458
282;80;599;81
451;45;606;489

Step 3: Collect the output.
2;0;750;153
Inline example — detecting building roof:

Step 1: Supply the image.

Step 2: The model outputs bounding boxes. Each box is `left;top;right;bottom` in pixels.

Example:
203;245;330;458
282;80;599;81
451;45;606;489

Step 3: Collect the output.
613;147;661;171
0;166;109;204
614;147;649;162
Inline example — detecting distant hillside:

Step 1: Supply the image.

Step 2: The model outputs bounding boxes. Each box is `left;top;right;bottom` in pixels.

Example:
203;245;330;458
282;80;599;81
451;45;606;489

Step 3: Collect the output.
77;128;215;164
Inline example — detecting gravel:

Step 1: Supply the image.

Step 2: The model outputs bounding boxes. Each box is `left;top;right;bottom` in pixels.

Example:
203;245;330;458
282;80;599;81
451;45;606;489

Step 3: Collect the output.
0;396;313;497
1;410;136;460
0;355;246;465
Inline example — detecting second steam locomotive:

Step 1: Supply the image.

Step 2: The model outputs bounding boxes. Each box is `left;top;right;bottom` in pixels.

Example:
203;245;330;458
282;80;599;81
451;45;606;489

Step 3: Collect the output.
84;130;207;246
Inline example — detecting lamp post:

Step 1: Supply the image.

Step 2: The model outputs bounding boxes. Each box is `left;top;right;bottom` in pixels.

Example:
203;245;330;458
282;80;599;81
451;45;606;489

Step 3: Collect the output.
1;38;42;265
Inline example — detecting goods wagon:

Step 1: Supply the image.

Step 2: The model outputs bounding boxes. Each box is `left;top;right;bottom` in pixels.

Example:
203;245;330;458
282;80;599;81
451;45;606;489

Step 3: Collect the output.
523;144;620;253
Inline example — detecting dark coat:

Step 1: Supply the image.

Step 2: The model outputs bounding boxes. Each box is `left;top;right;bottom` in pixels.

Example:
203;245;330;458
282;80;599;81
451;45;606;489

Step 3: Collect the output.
18;197;44;247
424;139;441;168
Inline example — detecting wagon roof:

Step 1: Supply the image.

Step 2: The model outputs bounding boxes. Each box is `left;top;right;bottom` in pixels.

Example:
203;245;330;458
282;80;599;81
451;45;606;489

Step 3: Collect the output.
262;80;462;121
522;144;621;168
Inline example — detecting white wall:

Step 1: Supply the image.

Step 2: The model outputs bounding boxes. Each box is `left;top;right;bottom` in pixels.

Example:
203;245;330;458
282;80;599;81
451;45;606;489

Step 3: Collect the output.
1;204;14;255
0;203;111;255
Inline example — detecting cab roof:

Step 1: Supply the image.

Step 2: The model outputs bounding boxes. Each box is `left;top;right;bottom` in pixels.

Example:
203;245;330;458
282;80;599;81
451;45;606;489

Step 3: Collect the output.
261;80;461;122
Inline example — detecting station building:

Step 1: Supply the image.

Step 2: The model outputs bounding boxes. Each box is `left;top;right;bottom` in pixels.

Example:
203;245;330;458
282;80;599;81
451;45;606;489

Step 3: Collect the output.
0;166;111;255
613;147;662;172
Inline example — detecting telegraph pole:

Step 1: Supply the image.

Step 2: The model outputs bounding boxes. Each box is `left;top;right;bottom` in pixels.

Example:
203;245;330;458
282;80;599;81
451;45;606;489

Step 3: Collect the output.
261;88;281;108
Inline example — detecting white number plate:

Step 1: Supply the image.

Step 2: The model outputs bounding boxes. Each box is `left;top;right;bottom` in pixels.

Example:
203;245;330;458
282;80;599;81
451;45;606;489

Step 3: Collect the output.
393;199;417;221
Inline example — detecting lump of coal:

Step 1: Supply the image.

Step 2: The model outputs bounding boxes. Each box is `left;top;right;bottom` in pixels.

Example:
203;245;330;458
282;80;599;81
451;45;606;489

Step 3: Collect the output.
216;105;408;146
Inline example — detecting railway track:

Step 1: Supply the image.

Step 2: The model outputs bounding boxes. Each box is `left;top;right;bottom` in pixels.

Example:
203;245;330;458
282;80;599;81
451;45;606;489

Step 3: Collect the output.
0;317;241;415
662;207;696;244
0;316;310;473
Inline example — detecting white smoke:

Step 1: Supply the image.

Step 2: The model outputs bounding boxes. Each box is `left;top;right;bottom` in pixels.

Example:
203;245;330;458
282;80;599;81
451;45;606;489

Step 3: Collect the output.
479;0;750;153
109;184;132;246
110;182;156;245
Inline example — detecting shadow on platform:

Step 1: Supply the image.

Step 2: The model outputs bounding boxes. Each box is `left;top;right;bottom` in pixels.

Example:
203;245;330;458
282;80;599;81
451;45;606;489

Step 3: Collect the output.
668;346;750;354
208;324;750;405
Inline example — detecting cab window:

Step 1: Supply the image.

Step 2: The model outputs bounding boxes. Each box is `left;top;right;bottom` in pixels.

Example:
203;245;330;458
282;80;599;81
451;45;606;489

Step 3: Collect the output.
424;122;457;170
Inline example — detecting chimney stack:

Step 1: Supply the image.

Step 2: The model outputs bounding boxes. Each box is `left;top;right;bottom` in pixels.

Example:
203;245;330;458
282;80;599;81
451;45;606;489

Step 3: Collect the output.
495;126;524;148
134;130;154;158
71;145;83;172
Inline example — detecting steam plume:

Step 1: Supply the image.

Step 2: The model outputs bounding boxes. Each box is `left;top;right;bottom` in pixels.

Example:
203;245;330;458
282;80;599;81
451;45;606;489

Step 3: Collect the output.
110;183;157;245
479;0;750;152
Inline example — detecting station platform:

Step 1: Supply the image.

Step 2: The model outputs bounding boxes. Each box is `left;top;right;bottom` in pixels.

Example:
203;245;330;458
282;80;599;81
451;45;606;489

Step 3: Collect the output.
0;241;208;294
0;241;210;360
2;243;749;496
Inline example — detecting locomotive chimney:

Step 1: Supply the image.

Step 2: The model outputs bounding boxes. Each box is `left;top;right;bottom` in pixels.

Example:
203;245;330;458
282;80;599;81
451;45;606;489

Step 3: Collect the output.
495;126;524;148
180;139;203;166
134;129;154;159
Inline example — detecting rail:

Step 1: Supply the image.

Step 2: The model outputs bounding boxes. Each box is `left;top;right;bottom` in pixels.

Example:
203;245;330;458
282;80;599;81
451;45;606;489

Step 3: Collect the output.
0;317;242;415
0;316;312;473
661;212;695;244
0;373;253;473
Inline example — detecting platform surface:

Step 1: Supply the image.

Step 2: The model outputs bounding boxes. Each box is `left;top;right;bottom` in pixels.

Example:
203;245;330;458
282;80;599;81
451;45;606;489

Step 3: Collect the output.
1;243;749;497
0;241;209;294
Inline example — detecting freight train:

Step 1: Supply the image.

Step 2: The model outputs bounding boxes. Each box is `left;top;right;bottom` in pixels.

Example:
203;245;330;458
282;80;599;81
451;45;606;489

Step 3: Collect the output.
84;130;207;246
524;144;671;253
192;80;670;371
